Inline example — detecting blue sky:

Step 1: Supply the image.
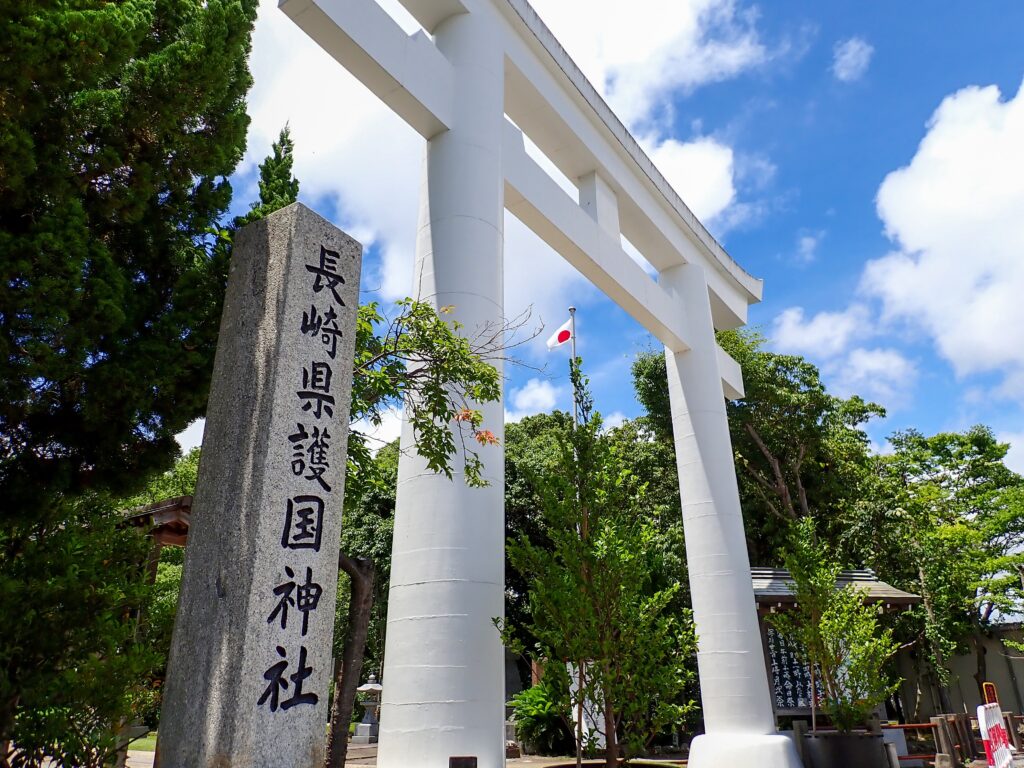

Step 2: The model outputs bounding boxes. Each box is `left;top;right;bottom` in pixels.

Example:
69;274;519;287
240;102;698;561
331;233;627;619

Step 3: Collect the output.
180;1;1024;471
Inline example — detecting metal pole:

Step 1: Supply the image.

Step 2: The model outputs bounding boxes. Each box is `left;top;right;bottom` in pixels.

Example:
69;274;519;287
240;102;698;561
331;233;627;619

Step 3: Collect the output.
569;306;577;428
568;304;584;763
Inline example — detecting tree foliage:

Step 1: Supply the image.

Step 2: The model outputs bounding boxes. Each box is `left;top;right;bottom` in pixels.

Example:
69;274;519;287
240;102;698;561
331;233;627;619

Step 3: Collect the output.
844;427;1024;701
1;0;259;522
504;411;574;651
632;332;883;562
333;440;399;674
235;125;300;227
769;519;900;733
0;495;157;767
1;0;258;755
501;361;695;766
507;677;575;756
717;330;883;559
348;300;502;488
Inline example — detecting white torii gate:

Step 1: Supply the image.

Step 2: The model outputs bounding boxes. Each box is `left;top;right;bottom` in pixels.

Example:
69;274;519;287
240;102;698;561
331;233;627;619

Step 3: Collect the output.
280;1;802;767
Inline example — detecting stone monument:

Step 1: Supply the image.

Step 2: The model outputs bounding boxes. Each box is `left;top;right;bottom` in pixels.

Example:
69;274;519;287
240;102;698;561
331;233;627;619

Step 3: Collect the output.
157;203;361;767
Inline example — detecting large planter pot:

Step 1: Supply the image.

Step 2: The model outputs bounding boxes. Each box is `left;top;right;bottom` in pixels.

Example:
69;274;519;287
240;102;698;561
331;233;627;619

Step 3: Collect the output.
802;731;887;768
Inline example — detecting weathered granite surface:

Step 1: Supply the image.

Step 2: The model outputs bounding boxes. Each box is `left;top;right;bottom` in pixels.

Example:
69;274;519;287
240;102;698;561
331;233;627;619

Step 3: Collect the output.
158;203;361;767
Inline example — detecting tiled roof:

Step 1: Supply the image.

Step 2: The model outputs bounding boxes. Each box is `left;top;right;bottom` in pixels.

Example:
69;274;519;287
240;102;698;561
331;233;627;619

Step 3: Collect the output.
751;567;920;608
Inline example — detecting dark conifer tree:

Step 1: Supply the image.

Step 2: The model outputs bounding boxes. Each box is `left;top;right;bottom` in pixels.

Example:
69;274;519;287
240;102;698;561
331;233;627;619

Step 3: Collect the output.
237;125;300;226
0;0;259;750
0;0;259;524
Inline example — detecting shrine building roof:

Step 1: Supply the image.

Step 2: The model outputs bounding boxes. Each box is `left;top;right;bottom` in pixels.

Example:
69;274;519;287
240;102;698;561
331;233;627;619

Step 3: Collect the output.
751;567;921;614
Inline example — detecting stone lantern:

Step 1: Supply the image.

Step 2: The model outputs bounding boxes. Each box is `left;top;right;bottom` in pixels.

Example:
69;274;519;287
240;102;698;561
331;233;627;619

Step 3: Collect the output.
352;674;383;744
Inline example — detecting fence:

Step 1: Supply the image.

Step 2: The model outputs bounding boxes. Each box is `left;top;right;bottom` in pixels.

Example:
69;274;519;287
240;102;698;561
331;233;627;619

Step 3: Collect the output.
880;711;1024;766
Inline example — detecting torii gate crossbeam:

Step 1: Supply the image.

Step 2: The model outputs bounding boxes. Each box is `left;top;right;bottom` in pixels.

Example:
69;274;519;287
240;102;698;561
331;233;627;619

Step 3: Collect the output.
280;1;802;766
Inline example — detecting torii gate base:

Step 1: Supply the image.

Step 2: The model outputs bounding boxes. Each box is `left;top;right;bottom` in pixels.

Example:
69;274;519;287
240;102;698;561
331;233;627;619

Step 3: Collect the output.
280;1;803;766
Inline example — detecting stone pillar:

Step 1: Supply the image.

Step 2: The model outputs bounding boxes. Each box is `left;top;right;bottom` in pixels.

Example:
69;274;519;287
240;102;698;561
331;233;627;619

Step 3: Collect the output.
376;9;506;768
158;203;361;767
660;263;801;768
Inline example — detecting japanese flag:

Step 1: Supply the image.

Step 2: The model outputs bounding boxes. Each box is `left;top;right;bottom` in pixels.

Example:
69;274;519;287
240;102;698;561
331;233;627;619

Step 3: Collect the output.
546;317;573;350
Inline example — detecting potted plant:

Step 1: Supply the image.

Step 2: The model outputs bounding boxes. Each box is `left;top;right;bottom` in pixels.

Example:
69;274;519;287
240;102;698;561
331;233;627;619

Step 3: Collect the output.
769;519;901;768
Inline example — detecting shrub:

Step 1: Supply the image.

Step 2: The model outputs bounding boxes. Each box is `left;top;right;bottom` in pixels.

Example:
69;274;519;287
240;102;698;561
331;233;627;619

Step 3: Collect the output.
508;679;574;756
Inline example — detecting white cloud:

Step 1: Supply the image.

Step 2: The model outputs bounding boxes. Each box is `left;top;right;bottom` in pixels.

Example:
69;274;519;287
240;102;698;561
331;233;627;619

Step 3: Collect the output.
794;229;825;263
735;153;778;192
770;79;1024;418
353;406;404;450
513;378;560;412
832;37;874;82
770;307;917;410
868;438;893;457
530;0;768;128
832;347;918;407
999;430;1024;474
863;79;1024;400
602;411;628;430
505;378;563;422
643;135;737;223
772;305;871;359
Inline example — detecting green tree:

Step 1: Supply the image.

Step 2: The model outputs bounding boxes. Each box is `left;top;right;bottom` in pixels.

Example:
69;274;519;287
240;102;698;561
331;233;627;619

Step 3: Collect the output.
769;518;900;732
504;411;574;655
235;125;300;227
502;361;696;767
1;0;258;752
0;495;157;767
504;412;692;707
124;448;201;508
1;0;259;523
603;417;689;607
845;427;1024;708
334;440;400;673
632;332;883;562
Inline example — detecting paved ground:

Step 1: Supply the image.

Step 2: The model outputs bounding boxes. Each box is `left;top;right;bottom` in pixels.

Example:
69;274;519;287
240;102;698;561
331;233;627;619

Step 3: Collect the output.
125;747;1024;766
124;747;683;766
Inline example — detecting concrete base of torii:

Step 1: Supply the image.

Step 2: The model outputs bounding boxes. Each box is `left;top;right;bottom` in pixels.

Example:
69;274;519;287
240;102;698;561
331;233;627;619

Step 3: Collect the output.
687;733;804;768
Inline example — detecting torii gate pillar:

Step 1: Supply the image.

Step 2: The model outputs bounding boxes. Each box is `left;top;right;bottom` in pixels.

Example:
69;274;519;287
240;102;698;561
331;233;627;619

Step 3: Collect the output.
661;264;801;766
379;9;507;768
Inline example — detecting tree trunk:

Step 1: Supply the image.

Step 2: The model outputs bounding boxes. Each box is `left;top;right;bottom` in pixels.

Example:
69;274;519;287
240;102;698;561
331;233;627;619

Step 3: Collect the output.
0;694;18;764
972;629;988;698
602;684;617;768
810;663;818;732
575;662;584;768
917;563;953;713
325;553;375;768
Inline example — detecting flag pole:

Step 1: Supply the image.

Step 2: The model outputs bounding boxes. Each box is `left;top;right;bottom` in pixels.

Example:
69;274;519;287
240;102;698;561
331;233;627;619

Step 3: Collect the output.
569;306;578;428
567;304;584;763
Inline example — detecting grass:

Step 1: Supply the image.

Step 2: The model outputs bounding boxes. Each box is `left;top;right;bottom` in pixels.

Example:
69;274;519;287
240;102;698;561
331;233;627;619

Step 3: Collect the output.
129;732;158;752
